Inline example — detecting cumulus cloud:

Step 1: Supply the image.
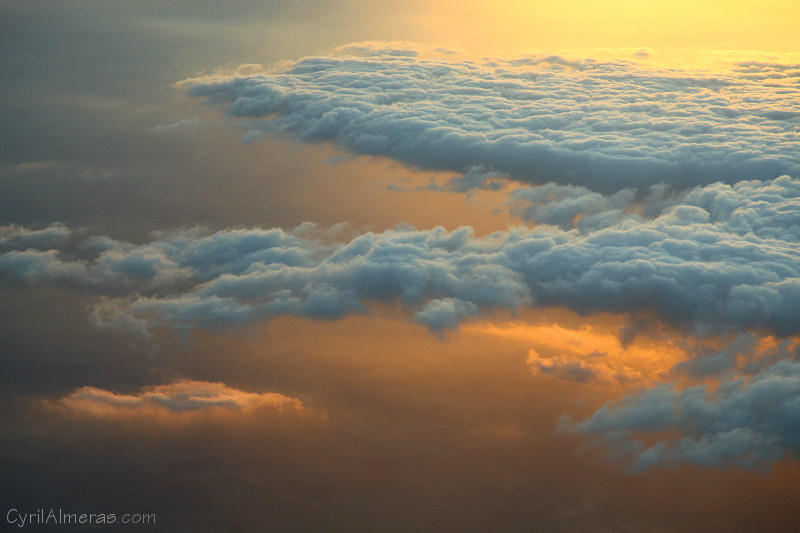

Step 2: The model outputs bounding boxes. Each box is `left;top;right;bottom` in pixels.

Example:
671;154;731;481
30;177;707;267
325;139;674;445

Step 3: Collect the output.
50;380;307;420
181;44;800;193
1;177;799;336
566;356;800;470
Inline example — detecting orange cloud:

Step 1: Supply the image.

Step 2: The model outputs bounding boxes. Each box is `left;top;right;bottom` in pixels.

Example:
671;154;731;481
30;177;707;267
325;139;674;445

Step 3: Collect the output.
49;380;309;421
465;315;687;383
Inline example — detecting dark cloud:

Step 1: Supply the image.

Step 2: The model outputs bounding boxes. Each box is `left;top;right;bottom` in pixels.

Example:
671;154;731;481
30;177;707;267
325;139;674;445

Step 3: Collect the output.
2;177;798;337
182;44;800;193
568;353;800;470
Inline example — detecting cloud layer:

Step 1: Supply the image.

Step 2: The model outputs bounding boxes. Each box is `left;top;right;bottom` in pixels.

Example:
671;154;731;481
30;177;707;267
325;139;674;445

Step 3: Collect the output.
2;176;799;337
182;46;800;193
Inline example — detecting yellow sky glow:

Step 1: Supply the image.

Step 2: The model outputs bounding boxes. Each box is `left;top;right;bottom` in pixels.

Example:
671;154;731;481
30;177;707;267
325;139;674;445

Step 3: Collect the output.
424;1;800;64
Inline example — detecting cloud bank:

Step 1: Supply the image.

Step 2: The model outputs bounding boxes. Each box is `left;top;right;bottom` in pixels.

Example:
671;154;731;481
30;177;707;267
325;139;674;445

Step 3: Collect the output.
182;45;800;193
2;176;799;337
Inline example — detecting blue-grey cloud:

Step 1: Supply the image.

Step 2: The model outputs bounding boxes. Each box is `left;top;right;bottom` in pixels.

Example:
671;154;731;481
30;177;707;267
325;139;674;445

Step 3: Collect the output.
1;177;799;337
509;183;637;231
181;45;800;193
671;333;758;378
566;354;800;470
0;223;71;251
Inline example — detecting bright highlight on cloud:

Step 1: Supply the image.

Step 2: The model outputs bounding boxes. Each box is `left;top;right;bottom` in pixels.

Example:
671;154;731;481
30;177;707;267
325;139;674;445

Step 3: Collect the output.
50;380;307;420
182;45;800;193
465;320;681;384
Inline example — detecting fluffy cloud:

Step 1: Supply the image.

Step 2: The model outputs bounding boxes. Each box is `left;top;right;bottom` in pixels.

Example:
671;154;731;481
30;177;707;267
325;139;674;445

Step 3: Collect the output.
567;355;800;470
181;45;800;193
50;380;308;420
1;177;799;336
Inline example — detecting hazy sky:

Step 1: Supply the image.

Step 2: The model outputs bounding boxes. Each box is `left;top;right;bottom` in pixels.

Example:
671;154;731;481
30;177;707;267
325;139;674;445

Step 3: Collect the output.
2;1;800;531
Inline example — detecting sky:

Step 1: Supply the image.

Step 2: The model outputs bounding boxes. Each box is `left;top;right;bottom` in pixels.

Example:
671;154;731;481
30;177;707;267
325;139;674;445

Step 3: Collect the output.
1;1;800;531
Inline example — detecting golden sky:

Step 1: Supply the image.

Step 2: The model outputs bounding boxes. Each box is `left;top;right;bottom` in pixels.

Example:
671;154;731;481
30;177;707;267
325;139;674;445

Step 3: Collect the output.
423;0;800;59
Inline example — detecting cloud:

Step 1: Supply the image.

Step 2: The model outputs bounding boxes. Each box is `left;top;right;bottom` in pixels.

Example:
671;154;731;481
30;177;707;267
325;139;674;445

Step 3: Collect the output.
50;380;308;420
149;116;199;133
468;319;682;383
181;44;800;193
334;41;419;58
389;165;509;193
671;333;758;377
414;297;480;331
567;355;800;470
1;177;799;336
509;183;637;231
0;222;71;251
0;249;88;283
527;349;642;384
